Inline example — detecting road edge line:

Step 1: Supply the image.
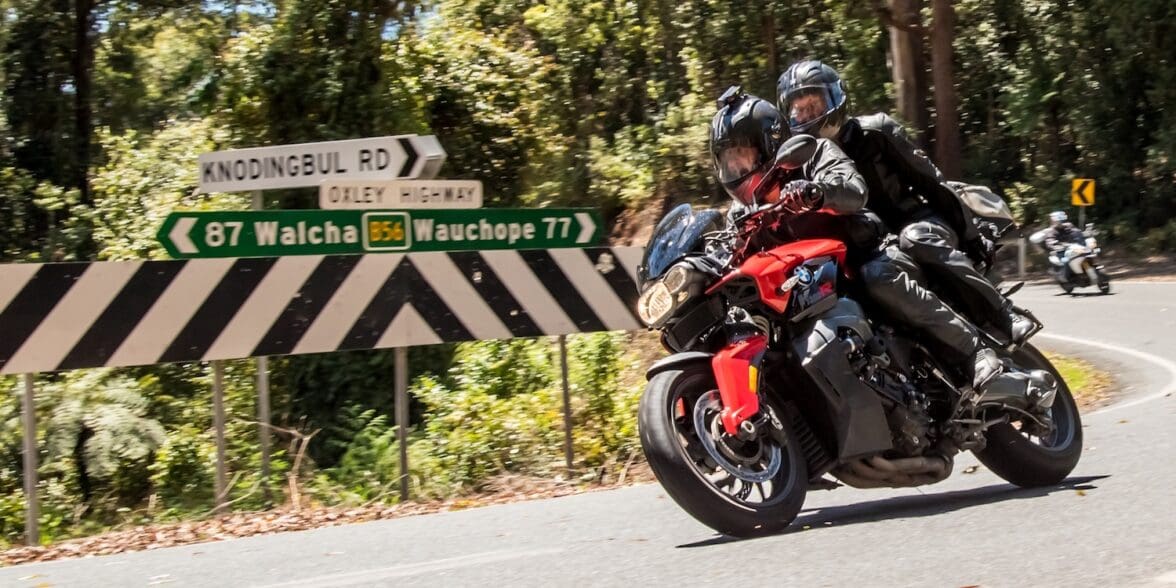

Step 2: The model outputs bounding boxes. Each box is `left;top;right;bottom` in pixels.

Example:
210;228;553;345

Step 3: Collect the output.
1037;332;1176;415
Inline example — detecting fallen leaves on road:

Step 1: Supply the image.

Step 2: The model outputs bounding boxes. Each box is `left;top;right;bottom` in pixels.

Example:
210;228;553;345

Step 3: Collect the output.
1;468;655;567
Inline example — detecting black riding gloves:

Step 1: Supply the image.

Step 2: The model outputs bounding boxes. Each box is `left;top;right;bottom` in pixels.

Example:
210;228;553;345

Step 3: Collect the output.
778;179;824;214
965;236;996;268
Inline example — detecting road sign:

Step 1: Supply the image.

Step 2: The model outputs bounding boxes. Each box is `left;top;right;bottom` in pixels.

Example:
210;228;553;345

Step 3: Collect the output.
319;179;483;209
157;209;602;258
197;135;447;193
1071;178;1095;206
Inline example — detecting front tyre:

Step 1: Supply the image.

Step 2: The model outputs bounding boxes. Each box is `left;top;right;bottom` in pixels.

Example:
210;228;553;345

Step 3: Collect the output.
974;344;1083;487
639;365;807;537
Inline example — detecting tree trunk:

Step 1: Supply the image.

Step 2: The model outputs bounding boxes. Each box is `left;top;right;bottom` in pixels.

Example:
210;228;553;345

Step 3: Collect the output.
930;0;961;178
72;0;93;205
763;9;778;92
886;0;928;146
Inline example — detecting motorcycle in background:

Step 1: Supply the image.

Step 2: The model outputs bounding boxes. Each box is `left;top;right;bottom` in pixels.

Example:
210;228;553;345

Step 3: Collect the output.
1028;224;1111;295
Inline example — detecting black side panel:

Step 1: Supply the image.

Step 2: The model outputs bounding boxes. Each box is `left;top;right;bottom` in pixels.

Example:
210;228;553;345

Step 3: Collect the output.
792;298;892;460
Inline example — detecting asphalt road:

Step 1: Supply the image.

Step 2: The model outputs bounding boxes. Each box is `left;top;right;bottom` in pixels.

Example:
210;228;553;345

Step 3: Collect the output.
4;281;1176;588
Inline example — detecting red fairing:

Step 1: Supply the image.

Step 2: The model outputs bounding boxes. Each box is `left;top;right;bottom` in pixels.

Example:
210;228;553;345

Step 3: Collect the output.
707;238;847;313
712;334;768;435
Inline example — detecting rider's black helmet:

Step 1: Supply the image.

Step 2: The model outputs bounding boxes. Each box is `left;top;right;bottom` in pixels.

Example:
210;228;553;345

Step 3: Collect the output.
776;60;848;138
708;86;785;206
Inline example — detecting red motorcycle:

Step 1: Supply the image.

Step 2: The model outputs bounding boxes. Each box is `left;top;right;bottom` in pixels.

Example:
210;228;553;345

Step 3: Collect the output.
635;149;1082;538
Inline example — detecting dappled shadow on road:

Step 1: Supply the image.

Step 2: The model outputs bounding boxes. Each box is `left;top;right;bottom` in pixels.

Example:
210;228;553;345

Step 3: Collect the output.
676;475;1108;549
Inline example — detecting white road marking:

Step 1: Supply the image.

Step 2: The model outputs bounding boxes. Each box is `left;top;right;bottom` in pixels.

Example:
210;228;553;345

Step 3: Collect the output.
1037;332;1176;415
263;548;563;587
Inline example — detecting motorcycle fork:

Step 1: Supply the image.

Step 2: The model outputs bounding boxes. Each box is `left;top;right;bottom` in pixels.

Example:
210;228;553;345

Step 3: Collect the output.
712;334;769;437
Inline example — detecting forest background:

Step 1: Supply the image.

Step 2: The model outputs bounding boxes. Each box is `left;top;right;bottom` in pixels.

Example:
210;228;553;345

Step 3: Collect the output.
0;0;1173;545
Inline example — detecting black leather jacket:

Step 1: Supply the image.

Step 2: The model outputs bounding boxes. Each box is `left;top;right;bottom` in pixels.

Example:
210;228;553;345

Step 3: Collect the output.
835;114;980;245
1041;223;1086;252
727;138;883;263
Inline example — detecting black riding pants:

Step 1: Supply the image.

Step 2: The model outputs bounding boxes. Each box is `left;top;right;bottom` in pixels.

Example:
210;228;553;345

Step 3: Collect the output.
857;246;979;362
897;216;1006;327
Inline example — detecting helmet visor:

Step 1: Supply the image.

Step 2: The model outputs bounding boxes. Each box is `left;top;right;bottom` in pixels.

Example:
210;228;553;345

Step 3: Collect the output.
785;84;844;132
715;145;764;185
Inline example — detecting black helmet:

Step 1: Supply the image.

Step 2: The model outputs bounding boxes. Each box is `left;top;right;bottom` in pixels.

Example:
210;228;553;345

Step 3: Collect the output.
709;86;785;205
777;60;848;137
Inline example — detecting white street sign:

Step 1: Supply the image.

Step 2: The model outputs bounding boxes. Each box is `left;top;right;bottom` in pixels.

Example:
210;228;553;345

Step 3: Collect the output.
319;179;483;209
198;135;448;193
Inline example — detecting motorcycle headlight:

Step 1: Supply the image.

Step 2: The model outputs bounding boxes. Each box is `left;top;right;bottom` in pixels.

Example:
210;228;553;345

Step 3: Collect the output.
637;264;696;327
638;282;674;326
662;265;690;293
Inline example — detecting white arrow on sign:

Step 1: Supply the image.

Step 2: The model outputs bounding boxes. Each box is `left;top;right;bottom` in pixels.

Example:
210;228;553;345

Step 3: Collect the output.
169;217;199;254
575;212;596;244
407;135;447;179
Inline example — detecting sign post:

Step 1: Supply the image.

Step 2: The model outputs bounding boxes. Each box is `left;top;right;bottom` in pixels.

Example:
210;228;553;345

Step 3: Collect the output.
395;348;410;502
21;374;38;546
559;335;574;474
212;361;228;514
251;190;272;504
157;209;602;258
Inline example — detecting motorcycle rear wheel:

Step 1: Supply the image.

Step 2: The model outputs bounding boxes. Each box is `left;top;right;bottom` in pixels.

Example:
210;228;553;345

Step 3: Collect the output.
639;365;807;537
973;344;1083;487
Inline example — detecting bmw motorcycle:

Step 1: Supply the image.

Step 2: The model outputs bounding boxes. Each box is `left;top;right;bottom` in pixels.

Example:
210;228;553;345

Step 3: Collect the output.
1028;225;1111;295
635;150;1082;538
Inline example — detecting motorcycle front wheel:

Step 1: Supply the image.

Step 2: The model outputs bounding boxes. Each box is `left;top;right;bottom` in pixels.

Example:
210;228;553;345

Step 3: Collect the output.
639;365;807;537
973;344;1083;487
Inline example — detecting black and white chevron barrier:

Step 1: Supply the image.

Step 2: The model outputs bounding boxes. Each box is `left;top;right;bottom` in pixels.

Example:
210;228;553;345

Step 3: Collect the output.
0;247;644;375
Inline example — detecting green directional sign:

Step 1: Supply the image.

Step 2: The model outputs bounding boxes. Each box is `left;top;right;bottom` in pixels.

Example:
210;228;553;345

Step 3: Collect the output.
157;209;602;258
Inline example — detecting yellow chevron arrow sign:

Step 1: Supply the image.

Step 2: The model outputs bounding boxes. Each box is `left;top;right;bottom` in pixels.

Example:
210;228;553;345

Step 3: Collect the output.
1071;178;1096;207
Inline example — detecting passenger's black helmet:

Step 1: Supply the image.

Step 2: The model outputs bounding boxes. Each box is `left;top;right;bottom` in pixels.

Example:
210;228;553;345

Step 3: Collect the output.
776;60;848;137
708;86;785;205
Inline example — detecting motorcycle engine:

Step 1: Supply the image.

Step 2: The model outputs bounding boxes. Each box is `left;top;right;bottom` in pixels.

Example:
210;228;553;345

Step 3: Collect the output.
848;332;936;456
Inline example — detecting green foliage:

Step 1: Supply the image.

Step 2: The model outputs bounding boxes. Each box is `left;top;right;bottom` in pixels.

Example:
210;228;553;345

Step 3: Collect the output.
89;119;245;260
45;371;166;485
313;334;640;502
148;424;216;510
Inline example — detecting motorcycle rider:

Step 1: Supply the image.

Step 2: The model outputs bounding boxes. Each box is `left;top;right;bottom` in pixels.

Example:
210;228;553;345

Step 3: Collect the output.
1042;211;1086;253
775;60;1034;348
1038;210;1088;279
710;86;1006;393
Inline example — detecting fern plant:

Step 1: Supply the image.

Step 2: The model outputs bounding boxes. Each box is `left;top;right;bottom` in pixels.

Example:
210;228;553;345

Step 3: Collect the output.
44;370;166;506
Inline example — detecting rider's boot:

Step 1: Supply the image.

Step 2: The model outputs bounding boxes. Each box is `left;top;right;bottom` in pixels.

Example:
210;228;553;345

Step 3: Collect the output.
997;301;1035;347
971;347;1057;414
971;347;1004;391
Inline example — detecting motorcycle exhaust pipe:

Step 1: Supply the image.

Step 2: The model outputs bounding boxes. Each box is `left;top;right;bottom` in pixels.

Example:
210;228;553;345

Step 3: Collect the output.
833;454;953;488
